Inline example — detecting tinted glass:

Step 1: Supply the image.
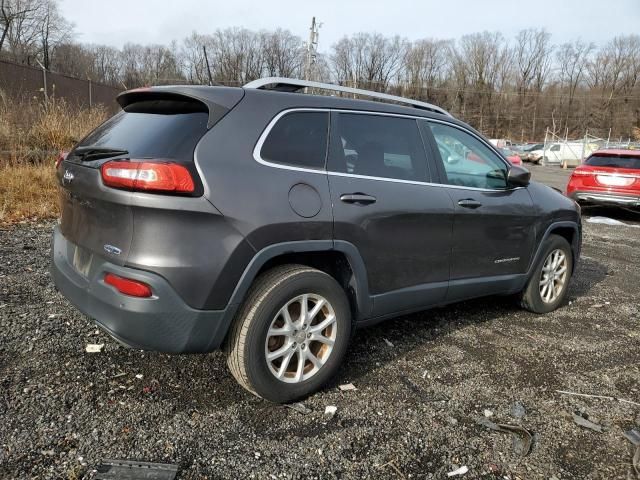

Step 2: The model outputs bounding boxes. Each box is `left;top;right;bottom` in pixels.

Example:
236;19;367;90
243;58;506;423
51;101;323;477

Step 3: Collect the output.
428;122;508;189
585;154;640;169
261;111;329;169
78;100;208;163
329;113;428;181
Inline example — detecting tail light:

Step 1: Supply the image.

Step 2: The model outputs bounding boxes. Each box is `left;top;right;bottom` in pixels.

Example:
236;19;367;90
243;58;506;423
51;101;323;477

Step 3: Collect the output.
571;168;593;176
55;151;69;169
101;160;195;193
104;273;152;298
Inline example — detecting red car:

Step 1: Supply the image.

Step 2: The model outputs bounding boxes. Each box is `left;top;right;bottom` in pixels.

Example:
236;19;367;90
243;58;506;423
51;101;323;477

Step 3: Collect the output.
499;148;523;166
566;149;640;208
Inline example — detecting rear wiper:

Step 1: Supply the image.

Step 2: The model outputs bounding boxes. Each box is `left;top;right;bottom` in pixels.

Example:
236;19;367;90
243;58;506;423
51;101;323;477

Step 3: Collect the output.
73;146;129;161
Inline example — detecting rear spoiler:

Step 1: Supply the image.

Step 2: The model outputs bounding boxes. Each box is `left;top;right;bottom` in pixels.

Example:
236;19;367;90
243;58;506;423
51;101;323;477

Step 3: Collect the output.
116;86;245;129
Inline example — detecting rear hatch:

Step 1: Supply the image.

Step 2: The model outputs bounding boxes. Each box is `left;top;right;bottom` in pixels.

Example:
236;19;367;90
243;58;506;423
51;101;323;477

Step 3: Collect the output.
576;152;640;192
58;89;234;265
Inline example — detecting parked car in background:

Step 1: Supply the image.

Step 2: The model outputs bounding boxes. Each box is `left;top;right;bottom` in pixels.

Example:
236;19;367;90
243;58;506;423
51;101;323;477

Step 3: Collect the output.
51;77;582;402
499;147;523;165
520;143;544;161
489;138;513;149
566;149;640;208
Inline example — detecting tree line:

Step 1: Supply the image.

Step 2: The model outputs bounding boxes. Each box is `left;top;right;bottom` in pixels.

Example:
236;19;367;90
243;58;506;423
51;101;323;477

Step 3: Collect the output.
2;0;639;140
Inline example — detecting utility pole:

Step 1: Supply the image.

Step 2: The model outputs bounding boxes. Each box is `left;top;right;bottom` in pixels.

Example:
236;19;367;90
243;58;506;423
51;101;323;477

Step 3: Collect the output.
305;17;321;82
203;45;214;86
36;59;48;102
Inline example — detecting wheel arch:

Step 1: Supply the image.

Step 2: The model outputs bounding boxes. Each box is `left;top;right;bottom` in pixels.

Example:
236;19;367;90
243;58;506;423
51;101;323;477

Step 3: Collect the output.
527;221;581;278
226;240;372;323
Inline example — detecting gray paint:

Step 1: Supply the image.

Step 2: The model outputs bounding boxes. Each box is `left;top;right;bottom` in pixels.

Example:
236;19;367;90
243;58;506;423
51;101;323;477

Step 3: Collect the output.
52;84;582;353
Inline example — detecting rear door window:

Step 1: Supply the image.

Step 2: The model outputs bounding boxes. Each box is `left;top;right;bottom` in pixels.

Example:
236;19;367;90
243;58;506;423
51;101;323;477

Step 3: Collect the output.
76;99;209;163
260;111;329;169
328;113;429;182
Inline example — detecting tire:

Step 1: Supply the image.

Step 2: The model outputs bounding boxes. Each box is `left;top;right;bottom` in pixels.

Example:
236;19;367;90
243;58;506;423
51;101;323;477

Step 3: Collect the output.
224;264;352;403
520;234;573;314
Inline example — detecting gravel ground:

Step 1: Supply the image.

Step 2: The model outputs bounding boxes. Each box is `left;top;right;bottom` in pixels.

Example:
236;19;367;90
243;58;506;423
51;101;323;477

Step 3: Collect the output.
1;167;639;479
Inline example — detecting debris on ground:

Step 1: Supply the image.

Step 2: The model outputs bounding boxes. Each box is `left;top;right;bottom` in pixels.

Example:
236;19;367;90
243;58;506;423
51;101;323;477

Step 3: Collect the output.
324;405;337;416
624;429;640;446
483;409;494;417
339;383;357;392
572;412;606;433
446;465;469;477
135;374;143;380
85;343;104;353
285;403;312;415
476;417;533;456
511;402;526;418
383;338;394;348
624;429;640;477
95;459;178;479
556;389;640;407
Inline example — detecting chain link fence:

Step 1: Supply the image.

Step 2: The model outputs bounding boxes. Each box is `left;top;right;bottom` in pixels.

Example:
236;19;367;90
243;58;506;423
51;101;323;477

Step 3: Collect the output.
0;59;122;109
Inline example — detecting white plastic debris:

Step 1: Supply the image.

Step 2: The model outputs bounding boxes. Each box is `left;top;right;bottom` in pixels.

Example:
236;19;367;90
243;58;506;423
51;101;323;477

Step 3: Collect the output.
447;465;469;477
324;405;337;416
483;409;494;417
339;383;357;391
587;216;639;228
85;344;104;353
135;374;143;380
383;338;394;348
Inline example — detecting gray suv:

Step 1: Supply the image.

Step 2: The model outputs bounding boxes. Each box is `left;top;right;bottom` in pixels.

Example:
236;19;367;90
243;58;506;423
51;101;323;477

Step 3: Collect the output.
51;77;581;402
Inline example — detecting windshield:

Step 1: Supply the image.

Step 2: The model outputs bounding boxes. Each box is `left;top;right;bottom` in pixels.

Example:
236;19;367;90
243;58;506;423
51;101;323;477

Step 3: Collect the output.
585;154;640;169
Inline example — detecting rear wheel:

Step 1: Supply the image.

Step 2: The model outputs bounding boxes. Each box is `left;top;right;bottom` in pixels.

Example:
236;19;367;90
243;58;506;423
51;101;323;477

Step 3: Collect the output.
225;265;351;403
520;234;573;314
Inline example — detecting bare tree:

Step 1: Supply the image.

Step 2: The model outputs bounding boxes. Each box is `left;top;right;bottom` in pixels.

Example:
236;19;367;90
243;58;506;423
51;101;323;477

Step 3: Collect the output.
404;38;451;101
331;33;407;92
261;29;304;78
555;40;594;132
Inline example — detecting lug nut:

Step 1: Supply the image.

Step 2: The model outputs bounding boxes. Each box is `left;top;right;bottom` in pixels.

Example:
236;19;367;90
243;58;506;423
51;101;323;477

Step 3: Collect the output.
292;342;297;349
307;333;311;339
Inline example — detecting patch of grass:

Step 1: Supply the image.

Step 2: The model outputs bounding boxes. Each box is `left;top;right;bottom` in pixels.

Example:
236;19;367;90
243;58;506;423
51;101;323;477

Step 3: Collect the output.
0;95;109;165
0;163;59;224
0;95;110;223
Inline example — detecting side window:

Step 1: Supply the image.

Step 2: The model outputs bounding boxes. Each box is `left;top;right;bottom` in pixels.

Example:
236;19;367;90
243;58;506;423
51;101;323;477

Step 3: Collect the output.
427;122;508;189
260;111;329;169
550;144;560;152
328;113;428;182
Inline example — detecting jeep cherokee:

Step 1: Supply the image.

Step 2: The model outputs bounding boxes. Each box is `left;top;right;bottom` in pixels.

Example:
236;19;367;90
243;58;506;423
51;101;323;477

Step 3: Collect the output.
51;77;582;403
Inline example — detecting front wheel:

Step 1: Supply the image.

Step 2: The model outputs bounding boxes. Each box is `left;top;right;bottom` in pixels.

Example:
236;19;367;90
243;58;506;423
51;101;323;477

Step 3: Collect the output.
225;265;352;403
520;234;573;314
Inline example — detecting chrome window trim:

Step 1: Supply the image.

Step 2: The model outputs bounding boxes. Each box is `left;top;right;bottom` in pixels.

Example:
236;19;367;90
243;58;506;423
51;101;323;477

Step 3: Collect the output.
252;108;523;193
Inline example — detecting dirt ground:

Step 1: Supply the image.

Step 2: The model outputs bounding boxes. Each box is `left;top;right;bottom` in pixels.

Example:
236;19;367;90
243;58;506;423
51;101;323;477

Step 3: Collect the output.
1;165;639;479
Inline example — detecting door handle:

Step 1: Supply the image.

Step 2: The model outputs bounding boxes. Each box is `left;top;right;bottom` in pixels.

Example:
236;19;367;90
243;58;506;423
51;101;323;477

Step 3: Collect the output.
340;193;377;205
457;198;482;209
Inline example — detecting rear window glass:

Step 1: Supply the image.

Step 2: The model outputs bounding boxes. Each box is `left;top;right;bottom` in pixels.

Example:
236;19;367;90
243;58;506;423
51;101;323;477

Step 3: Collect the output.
585;154;640;169
77;99;209;162
260;111;329;169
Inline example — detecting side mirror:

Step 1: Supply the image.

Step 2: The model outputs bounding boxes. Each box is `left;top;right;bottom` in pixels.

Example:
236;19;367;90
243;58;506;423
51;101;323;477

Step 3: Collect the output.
507;165;531;187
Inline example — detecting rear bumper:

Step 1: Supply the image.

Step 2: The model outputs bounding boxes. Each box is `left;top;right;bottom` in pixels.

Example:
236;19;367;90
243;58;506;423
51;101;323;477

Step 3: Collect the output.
51;225;234;353
569;190;640;207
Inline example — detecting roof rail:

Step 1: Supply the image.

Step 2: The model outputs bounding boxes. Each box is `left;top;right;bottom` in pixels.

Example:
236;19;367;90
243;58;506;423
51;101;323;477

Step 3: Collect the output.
243;77;452;117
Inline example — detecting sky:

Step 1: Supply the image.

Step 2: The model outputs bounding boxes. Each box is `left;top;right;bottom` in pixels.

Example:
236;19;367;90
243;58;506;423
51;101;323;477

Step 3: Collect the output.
59;0;640;50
